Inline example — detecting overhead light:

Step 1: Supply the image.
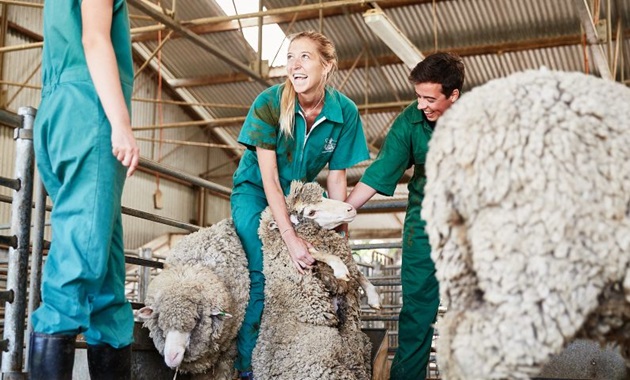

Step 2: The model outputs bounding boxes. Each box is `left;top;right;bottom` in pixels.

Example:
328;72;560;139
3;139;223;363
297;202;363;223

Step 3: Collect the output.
363;8;424;70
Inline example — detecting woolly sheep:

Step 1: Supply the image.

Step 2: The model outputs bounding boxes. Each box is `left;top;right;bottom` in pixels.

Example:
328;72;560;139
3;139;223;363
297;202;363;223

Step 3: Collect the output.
138;219;249;379
422;68;630;379
253;181;380;380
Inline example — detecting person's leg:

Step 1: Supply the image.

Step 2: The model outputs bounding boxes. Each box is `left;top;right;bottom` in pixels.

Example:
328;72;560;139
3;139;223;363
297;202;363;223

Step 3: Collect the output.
231;193;268;374
86;343;132;380
80;90;133;378
84;214;133;380
30;106;77;379
30;84;132;377
28;332;76;380
32;84;110;334
30;84;108;378
390;248;439;380
82;162;133;349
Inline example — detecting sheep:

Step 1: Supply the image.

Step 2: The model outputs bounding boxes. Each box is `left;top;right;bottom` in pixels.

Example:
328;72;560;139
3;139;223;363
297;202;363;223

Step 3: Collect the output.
137;219;250;379
136;184;379;379
253;180;379;380
421;68;630;379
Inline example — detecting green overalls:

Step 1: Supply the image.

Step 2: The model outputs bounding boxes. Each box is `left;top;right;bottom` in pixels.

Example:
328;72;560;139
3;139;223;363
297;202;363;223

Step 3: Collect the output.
360;101;438;380
231;84;369;370
31;0;135;348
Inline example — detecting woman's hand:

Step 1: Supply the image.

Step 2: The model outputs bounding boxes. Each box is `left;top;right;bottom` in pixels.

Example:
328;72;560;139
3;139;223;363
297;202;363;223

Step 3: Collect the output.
282;232;316;274
111;124;140;177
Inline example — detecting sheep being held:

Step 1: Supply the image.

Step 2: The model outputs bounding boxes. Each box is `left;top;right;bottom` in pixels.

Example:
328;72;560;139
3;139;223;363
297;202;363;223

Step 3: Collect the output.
422;69;630;379
253;181;380;380
138;219;249;379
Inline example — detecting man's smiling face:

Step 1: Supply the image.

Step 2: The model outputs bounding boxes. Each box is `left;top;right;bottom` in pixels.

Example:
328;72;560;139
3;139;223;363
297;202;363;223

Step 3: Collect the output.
414;82;459;122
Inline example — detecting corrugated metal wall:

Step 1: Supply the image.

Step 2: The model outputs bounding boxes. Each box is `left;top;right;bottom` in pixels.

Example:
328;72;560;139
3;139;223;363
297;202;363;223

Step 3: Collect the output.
0;2;236;250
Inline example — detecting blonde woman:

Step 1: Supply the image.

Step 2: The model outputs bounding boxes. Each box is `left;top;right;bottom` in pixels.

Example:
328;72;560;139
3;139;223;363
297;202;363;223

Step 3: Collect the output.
230;31;369;379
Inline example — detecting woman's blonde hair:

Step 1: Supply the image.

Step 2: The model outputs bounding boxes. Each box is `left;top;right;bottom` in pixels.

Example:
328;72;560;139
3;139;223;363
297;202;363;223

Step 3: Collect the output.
279;31;338;138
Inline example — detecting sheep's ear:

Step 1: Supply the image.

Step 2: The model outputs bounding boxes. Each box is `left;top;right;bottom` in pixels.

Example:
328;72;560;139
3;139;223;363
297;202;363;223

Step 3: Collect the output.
290;214;300;226
137;306;154;320
210;308;233;320
268;221;278;230
289;180;302;196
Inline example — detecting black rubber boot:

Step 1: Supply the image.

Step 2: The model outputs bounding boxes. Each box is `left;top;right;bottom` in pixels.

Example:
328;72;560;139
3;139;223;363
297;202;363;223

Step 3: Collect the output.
87;343;132;380
28;332;76;380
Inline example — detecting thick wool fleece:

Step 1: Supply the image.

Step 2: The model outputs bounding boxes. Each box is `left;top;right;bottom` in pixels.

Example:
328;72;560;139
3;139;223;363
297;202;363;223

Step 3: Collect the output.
422;69;630;379
253;181;371;380
143;219;249;378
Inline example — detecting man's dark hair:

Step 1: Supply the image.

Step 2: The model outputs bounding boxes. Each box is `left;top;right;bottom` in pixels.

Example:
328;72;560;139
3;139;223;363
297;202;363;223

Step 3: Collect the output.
408;52;465;97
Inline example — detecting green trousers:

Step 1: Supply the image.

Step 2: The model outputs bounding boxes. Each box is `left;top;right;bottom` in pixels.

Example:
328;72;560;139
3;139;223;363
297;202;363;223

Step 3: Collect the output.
390;245;440;380
230;192;267;371
32;77;134;348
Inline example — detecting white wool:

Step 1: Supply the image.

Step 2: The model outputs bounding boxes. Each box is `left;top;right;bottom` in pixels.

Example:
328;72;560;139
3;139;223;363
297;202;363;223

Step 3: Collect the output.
140;219;249;379
423;69;630;379
253;181;373;380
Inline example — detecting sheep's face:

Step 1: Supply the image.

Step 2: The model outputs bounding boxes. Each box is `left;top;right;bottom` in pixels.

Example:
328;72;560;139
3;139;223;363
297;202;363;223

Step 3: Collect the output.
286;181;357;230
138;285;233;369
293;198;356;230
155;290;202;333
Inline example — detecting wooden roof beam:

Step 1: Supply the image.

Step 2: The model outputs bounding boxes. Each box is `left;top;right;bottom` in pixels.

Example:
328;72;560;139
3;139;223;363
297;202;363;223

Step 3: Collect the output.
167;31;630;88
127;0;271;88
575;0;613;80
131;0;450;43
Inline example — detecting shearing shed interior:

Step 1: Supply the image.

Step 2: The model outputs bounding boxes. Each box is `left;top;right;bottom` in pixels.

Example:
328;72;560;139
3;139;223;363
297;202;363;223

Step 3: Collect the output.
0;0;629;379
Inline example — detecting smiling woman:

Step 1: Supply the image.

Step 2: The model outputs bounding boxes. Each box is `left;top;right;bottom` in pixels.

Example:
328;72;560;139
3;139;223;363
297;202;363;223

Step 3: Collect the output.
229;30;369;379
280;31;338;137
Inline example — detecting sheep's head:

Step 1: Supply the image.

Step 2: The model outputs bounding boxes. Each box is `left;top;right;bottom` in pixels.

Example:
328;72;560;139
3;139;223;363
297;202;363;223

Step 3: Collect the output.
282;181;357;230
137;265;233;369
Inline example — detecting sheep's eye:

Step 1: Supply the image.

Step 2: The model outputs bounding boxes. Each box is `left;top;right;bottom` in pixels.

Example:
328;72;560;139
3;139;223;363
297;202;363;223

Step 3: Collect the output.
307;209;316;217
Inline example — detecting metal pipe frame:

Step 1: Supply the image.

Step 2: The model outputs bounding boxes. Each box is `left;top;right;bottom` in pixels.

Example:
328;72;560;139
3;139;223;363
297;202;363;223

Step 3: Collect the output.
0;176;21;190
351;241;402;250
25;176;46;355
137;248;152;303
138;156;231;197
1;106;36;378
0;192;199;234
0;235;17;248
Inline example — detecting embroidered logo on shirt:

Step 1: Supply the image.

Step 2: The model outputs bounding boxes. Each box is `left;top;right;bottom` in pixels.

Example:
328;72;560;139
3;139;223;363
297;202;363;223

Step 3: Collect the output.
322;138;336;153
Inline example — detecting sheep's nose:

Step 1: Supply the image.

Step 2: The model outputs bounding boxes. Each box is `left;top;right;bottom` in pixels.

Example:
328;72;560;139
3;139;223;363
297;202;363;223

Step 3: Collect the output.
347;205;355;213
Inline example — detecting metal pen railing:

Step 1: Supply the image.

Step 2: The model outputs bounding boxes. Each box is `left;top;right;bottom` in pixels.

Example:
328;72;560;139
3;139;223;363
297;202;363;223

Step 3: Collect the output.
0;107;233;377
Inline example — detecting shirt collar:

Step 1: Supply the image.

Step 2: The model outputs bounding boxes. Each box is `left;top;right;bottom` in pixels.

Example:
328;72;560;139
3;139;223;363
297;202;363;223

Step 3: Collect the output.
294;86;344;124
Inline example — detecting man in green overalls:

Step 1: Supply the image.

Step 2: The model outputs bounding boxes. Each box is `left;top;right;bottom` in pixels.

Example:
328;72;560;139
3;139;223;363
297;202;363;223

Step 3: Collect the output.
30;0;139;378
346;52;465;380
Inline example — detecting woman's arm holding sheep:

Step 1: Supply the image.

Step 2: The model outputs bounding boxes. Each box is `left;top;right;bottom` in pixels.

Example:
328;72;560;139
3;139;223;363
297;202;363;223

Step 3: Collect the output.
257;147;316;274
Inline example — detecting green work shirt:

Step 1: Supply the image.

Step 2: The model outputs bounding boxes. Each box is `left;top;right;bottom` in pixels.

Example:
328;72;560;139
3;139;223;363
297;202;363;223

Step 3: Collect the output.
233;84;369;196
360;100;433;251
41;0;134;105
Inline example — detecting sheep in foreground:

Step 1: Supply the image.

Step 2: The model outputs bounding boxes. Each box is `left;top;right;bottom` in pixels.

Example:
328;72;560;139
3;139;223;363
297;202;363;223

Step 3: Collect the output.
422;68;630;379
253;181;379;380
137;219;249;379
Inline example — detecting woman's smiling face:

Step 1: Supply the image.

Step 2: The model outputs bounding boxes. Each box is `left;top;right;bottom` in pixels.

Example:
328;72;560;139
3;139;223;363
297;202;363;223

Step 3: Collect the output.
286;37;330;96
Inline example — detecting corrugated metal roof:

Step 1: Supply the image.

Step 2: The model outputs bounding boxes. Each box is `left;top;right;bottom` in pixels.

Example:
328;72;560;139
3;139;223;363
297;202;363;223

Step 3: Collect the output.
124;0;630;190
